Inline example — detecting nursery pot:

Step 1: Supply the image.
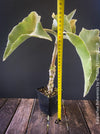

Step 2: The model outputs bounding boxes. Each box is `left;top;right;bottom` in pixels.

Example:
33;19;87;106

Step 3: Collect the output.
36;87;57;116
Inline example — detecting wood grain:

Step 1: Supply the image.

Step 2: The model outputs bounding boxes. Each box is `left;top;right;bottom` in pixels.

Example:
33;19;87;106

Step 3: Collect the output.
0;98;21;134
26;99;47;134
0;99;99;134
48;108;68;134
64;100;90;134
0;98;7;108
5;99;34;134
78;100;100;134
91;100;100;111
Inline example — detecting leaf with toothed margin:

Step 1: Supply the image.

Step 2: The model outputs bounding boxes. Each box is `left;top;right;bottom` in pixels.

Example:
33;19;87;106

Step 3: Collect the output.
65;32;92;97
3;11;52;61
79;28;100;96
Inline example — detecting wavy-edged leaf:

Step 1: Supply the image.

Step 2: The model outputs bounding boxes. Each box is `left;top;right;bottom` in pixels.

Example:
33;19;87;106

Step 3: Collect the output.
3;12;52;61
65;32;92;97
79;28;100;96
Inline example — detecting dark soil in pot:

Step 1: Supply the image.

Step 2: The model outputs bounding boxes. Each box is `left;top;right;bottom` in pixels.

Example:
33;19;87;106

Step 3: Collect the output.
36;87;57;116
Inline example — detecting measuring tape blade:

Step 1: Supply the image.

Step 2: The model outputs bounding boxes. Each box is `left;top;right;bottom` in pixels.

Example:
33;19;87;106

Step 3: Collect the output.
57;0;65;120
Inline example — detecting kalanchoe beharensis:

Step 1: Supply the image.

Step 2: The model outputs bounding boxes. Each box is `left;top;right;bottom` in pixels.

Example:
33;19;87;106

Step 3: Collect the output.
3;9;100;97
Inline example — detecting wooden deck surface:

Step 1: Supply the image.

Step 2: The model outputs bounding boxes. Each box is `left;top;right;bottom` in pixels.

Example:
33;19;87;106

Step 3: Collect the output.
0;99;100;134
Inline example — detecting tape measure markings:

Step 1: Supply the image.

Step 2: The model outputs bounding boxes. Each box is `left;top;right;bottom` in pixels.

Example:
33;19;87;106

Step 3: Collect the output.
57;0;64;121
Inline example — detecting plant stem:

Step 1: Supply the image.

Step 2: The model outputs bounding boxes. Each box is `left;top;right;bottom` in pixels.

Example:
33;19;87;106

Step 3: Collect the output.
47;39;57;93
44;29;57;38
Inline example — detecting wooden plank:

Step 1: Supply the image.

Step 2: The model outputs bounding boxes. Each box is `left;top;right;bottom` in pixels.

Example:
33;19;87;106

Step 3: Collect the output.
91;101;96;109
78;100;100;134
0;98;21;134
0;98;7;108
48;104;68;134
26;99;47;134
64;100;90;134
5;99;34;134
91;100;100;110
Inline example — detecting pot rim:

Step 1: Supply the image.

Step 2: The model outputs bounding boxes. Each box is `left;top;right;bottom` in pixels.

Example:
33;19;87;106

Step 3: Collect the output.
36;86;57;99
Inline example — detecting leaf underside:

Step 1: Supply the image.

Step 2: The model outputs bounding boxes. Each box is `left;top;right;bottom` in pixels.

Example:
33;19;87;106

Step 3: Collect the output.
3;12;52;61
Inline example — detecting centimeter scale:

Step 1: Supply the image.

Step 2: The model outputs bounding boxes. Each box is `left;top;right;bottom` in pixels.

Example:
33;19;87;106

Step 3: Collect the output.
57;0;65;121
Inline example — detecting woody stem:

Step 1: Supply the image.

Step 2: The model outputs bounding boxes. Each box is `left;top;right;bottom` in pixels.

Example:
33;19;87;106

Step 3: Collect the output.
47;39;57;93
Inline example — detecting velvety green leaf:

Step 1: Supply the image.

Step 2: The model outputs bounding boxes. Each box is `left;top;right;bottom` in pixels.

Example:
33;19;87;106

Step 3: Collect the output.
67;9;76;21
3;12;52;61
65;32;92;97
63;15;72;32
52;9;76;32
52;15;72;32
79;28;100;96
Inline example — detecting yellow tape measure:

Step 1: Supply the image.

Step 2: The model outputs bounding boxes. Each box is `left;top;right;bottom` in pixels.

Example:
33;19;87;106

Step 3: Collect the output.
57;0;64;121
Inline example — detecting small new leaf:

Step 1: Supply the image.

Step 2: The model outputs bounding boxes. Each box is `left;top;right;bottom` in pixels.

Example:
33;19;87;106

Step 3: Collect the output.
52;14;71;32
3;12;52;61
52;9;77;32
67;9;76;21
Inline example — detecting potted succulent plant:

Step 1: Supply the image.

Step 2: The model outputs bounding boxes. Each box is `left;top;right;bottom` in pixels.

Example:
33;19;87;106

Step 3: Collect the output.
3;9;100;116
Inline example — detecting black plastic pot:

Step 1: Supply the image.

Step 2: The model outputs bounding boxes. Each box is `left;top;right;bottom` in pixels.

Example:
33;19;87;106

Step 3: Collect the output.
36;87;57;116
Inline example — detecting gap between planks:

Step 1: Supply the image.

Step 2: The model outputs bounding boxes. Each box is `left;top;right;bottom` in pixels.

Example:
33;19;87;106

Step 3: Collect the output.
64;100;90;134
0;98;21;134
5;99;35;134
0;99;99;134
0;98;8;109
78;100;100;134
26;99;48;134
